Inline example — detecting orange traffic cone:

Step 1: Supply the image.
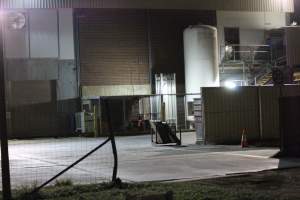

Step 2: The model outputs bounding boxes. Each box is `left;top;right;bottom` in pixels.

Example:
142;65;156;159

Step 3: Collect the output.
241;129;249;148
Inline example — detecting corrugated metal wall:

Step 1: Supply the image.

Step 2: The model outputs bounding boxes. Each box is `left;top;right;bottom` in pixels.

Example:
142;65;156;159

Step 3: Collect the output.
78;9;149;86
78;9;216;92
203;86;300;144
0;0;294;12
285;27;300;66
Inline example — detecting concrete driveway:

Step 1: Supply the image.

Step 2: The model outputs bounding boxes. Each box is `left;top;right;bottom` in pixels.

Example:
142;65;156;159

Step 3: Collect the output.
4;132;300;188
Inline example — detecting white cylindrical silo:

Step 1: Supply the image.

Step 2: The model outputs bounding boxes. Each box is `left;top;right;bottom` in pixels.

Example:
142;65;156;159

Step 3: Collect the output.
184;25;219;143
184;25;219;101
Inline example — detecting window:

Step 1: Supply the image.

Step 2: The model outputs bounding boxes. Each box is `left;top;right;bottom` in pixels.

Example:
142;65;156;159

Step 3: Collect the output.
224;27;240;60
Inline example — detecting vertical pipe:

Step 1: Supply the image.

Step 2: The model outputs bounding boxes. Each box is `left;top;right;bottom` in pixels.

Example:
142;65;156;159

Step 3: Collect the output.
28;10;31;59
155;128;158;144
147;10;153;94
180;127;182;145
122;99;126;130
73;10;81;97
184;95;187;129
151;127;153;143
98;97;102;136
258;87;263;141
233;49;236;61
57;9;60;59
93;104;97;137
242;62;245;85
0;16;12;200
56;10;61;113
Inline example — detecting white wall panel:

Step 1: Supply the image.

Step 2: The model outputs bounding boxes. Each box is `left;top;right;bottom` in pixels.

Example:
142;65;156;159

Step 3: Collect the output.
58;8;74;60
217;11;287;46
57;61;77;100
29;9;58;58
240;29;265;45
4;10;29;58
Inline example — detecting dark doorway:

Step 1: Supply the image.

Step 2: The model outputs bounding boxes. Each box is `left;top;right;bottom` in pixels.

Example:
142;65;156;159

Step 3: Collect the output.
224;27;240;60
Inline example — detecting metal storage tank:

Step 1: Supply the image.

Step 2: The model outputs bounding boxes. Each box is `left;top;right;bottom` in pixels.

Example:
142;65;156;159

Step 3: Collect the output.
184;25;219;100
183;25;219;143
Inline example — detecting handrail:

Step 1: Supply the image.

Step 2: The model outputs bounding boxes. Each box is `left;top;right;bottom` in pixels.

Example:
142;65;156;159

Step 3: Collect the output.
273;56;286;66
220;44;273;86
221;44;270;48
254;67;271;85
220;44;272;63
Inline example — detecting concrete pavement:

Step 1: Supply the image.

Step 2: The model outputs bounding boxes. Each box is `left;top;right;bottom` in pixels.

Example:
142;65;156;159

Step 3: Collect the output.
2;132;300;188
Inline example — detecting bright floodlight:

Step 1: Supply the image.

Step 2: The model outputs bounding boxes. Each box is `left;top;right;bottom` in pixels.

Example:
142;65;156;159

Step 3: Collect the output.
224;81;237;89
291;21;298;26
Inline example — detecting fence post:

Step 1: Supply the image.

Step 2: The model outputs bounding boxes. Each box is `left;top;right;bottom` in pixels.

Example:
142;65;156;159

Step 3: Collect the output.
104;100;118;183
0;17;12;200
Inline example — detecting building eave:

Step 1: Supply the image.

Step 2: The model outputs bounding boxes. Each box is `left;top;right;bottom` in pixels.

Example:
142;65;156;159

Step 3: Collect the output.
0;0;294;12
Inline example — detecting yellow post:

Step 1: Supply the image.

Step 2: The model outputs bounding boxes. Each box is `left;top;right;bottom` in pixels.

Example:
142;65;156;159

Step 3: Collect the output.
93;105;98;137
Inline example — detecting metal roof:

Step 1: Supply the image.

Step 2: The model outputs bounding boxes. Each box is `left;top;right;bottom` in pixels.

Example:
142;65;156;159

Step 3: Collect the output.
0;0;294;12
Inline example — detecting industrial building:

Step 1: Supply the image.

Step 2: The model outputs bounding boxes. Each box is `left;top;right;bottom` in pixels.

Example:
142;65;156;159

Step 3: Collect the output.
0;0;298;142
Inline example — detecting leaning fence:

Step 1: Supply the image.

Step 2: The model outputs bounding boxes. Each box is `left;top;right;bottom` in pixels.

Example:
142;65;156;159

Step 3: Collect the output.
1;100;119;199
0;93;201;199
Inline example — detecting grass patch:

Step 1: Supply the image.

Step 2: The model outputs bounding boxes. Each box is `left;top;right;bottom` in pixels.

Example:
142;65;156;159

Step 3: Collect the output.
4;168;300;200
54;179;73;187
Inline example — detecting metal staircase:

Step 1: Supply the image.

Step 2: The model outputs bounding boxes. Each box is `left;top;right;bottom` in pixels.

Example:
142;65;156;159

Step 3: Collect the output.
255;72;273;85
220;44;273;86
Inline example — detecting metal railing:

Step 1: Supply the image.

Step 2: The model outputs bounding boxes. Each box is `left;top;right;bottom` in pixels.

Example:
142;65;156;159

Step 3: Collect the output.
220;44;272;64
273;56;287;67
220;44;273;86
138;93;202;130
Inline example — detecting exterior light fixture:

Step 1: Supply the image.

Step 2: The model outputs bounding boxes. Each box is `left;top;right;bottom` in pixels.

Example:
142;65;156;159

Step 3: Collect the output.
291;21;298;26
224;80;237;89
225;45;233;53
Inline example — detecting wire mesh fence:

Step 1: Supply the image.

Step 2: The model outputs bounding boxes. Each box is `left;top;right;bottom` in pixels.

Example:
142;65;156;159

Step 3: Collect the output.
0;99;120;200
0;93;201;199
7;137;114;188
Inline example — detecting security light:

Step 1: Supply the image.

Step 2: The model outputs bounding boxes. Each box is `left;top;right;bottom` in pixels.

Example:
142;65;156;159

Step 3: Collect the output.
224;80;237;89
291;21;298;26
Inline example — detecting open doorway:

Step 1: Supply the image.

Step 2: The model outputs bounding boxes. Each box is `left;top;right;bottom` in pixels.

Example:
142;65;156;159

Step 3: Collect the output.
224;27;240;60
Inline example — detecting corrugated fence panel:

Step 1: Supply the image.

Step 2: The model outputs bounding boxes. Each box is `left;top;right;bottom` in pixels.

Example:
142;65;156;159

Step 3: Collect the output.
0;0;294;12
282;85;300;96
260;86;280;140
78;9;149;86
203;87;259;144
203;85;300;144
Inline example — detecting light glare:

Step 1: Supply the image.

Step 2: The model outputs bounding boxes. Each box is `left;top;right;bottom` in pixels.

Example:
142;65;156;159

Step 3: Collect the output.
224;81;237;89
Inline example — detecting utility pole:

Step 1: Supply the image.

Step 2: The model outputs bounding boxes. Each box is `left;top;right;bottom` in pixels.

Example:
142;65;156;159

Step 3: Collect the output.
0;14;12;200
